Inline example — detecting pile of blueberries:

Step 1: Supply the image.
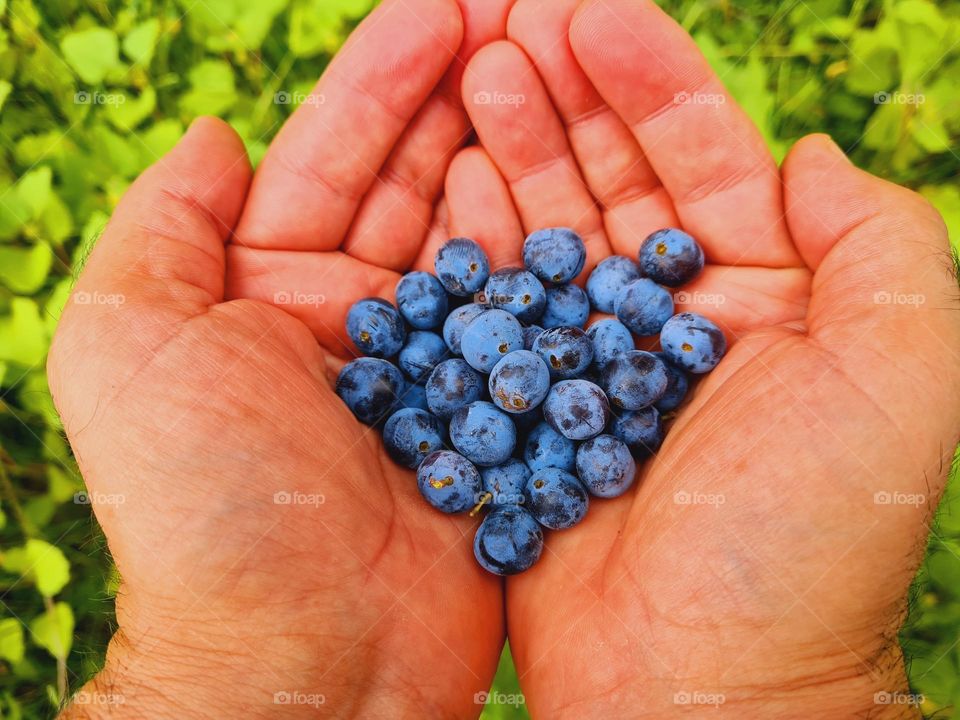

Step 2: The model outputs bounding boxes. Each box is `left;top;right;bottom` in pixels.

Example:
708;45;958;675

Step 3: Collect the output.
335;228;726;576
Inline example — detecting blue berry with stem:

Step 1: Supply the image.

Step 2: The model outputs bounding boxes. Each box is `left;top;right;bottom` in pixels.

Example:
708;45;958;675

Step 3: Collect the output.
523;228;587;284
346;298;406;358
484;267;547;324
473;506;544;575
586;256;641;313
417;451;482;514
336;358;404;426
533;327;594;380
576;434;637;498
435;237;490;297
542;284;590;329
524;468;589;530
639;228;705;287
383;409;446;469
460;309;524;373
449;401;517;467
614;278;674;336
659;312;727;374
488;350;551;414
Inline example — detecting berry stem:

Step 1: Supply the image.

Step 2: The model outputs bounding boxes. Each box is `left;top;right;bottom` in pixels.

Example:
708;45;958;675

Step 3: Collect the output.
469;492;493;517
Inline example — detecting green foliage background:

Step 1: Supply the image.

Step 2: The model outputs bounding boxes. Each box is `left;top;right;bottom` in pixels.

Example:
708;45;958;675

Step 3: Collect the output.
0;0;956;718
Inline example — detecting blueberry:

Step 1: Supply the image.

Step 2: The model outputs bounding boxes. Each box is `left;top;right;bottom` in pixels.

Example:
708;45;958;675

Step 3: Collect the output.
542;380;610;441
659;312;726;374
481;459;531;508
443;303;488;355
417;451;482;514
449;401;517;467
396;272;449;329
576;435;637;498
488;350;551;414
522;324;544;351
523;228;587;284
335;358;405;426
474;506;544;575
542;284;590;329
532;327;594;380
639;228;705;287
523;421;576;473
609;407;664;457
425;359;485;420
524;468;589;530
484;268;546;324
600;351;669;411
460;309;524;373
346;298;406;358
512;405;544;435
614;279;674;336
383;409;446;468
653;352;689;411
586;319;635;369
435;237;490;297
398;331;448;384
395;380;429;412
586;256;641;313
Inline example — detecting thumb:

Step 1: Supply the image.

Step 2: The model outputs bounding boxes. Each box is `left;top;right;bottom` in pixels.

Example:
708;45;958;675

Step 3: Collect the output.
783;132;960;461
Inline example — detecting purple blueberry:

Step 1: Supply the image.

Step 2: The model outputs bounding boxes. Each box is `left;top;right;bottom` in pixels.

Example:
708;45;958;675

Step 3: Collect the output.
396;272;449;329
614;279;674;336
484;267;547;324
532;326;594;380
460;309;524;373
417;451;482;514
425;359;485;420
488;350;551;414
383;408;446;468
523;468;589;530
600;350;669;411
449;401;517;467
575;434;637;498
659;312;726;374
398;331;448;384
336;357;405;426
586;318;635;368
639;228;705;287
542;284;590;329
474;506;544;575
346;298;406;358
542;379;610;441
586;256;641;313
435;237;490;297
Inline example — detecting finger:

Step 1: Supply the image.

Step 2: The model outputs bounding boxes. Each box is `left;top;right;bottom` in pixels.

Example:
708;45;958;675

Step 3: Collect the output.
234;0;464;252
70;117;250;319
225;247;400;358
783;133;960;451
341;94;469;271
569;0;802;268
507;0;678;256
412;198;451;273
440;0;518;100
445;147;525;270
462;41;612;278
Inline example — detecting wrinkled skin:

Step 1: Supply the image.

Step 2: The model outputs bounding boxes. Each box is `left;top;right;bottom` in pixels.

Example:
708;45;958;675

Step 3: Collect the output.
51;0;960;718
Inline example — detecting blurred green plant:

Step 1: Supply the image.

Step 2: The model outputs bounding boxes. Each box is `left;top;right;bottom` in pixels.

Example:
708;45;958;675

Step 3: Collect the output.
0;0;956;718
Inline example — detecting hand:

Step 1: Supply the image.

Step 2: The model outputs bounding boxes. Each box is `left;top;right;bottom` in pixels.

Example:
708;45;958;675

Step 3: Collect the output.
459;0;960;717
50;1;518;717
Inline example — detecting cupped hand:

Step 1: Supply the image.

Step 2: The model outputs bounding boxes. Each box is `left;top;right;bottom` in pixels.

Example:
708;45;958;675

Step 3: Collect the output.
458;0;960;717
50;1;519;717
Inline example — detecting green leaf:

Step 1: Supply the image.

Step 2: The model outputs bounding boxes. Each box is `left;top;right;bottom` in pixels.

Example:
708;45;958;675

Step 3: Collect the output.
28;602;73;661
0;242;53;293
0;619;25;664
0;298;47;366
891;0;948;84
122;19;160;65
2;539;70;597
289;0;373;57
0;80;11;113
179;60;237;117
920;184;960;253
15;166;52;218
845;26;899;96
863;100;906;150
60;27;119;85
39;192;73;246
104;86;157;132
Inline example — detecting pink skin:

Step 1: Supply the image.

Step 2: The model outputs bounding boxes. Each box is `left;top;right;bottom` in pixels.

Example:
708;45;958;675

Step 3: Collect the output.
53;0;958;718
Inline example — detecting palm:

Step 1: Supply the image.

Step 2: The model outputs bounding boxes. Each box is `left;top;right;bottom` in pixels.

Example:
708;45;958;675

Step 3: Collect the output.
452;0;959;716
